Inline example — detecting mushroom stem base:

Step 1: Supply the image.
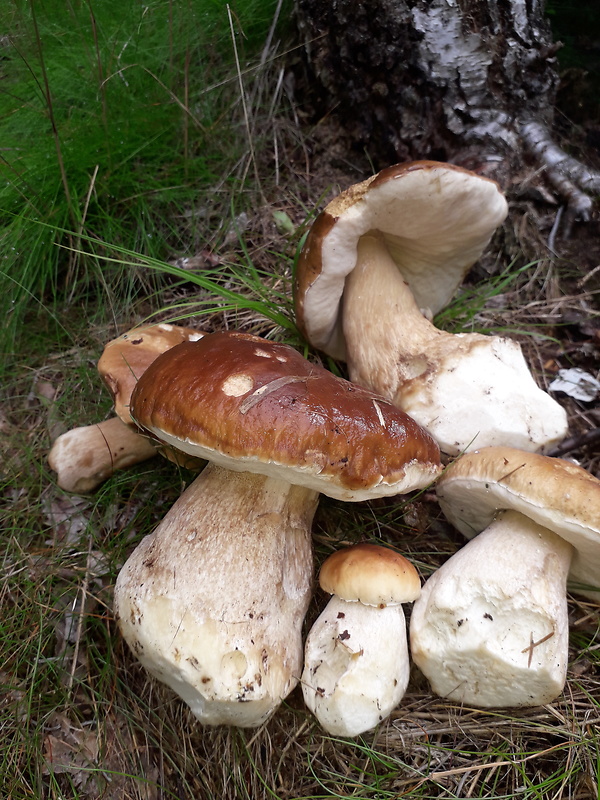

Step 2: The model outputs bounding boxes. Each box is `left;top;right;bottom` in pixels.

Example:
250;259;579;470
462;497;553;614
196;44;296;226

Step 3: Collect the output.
410;510;572;707
115;463;318;726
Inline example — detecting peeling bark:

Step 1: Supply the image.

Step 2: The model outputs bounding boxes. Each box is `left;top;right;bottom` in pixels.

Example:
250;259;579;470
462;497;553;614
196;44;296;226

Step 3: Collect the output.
296;0;599;217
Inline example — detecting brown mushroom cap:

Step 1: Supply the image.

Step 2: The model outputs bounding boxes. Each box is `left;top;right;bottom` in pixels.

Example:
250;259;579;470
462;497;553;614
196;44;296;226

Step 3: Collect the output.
98;323;204;424
319;543;421;606
294;160;508;359
436;446;600;599
129;331;442;502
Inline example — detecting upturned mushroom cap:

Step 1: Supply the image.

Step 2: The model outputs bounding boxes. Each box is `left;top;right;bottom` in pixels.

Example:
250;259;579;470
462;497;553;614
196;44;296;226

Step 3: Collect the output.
98;323;204;424
294;161;508;360
129;331;442;501
436;446;600;600
319;543;421;606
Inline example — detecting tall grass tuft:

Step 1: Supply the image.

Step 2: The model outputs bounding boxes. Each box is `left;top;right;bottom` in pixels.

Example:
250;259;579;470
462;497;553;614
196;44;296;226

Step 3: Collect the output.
0;0;283;357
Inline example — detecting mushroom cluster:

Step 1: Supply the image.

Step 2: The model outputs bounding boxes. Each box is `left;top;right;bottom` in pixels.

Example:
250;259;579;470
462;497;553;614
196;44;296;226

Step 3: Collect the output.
114;330;441;727
47;159;592;734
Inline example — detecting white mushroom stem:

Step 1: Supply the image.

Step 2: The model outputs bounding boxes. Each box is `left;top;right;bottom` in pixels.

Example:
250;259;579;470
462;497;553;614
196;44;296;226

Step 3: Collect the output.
409;509;572;708
114;462;318;727
342;233;567;455
48;417;158;493
301;596;410;737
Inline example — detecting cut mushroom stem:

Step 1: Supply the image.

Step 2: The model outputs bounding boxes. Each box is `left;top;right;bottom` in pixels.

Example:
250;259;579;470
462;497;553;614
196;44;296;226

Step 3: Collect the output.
302;543;420;736
115;463;318;728
48;417;157;494
343;232;568;455
410;510;571;708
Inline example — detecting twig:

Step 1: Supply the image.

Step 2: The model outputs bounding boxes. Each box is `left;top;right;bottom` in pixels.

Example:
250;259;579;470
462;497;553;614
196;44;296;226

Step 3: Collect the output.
67;535;93;695
547;427;600;457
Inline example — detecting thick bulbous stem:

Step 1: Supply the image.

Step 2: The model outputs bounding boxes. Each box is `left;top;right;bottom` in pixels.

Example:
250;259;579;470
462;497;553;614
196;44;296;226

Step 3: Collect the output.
115;463;319;727
410;510;572;707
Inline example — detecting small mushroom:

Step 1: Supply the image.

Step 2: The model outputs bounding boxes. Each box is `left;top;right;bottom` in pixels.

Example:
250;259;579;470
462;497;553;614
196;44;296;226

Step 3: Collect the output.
115;331;441;727
410;446;600;708
294;161;567;455
302;543;421;737
98;322;204;424
48;323;204;493
47;417;157;494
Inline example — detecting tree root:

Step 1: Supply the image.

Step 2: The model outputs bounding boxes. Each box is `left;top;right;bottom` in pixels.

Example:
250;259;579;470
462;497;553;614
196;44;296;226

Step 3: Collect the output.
520;120;600;230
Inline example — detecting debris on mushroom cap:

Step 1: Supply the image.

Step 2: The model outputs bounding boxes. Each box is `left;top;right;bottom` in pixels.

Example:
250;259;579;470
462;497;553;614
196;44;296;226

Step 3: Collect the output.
294;160;508;359
319;543;421;606
129;330;442;501
435;446;600;600
98;323;204;424
48;417;157;493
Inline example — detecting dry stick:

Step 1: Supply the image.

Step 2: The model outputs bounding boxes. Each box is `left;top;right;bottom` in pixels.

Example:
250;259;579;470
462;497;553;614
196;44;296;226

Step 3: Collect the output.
68;535;93;695
407;741;577;792
547;427;600;457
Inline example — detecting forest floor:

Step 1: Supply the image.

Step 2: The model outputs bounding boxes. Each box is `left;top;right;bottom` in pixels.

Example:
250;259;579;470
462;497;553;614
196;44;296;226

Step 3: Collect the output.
1;15;600;799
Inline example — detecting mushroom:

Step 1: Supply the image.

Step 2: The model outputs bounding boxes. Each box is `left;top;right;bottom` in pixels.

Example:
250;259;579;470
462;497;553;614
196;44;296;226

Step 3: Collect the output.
98;322;204;425
294;161;568;455
47;417;157;494
410;446;600;708
48;323;205;493
115;330;441;727
302;543;421;737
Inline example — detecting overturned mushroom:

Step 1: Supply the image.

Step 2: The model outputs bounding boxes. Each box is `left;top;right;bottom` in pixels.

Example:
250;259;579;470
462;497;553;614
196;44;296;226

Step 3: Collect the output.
294;161;567;455
410;446;600;708
48;323;204;493
115;331;441;727
48;417;157;494
302;543;420;737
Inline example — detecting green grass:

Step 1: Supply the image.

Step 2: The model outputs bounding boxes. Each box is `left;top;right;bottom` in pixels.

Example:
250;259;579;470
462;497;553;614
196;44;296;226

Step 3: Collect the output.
0;0;286;356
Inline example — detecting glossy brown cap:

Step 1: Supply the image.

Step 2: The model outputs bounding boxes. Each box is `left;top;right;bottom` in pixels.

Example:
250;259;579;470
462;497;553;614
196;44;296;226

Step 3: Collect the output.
98;323;204;424
319;543;421;606
294;160;507;359
436;446;600;600
130;331;441;501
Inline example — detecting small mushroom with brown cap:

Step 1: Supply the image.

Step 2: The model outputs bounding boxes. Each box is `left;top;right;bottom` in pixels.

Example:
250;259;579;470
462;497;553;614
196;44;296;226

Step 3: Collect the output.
115;331;441;727
302;543;421;737
47;323;204;493
410;446;600;708
294;161;567;455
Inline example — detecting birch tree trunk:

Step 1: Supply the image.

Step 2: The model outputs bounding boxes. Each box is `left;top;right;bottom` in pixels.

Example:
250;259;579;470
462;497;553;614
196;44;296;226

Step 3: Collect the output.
296;0;599;220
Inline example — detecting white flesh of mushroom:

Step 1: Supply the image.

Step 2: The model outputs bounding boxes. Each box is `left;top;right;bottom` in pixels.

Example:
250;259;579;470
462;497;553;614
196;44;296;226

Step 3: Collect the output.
409;510;572;707
342;233;568;455
301;596;410;737
48;417;157;493
114;462;318;727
